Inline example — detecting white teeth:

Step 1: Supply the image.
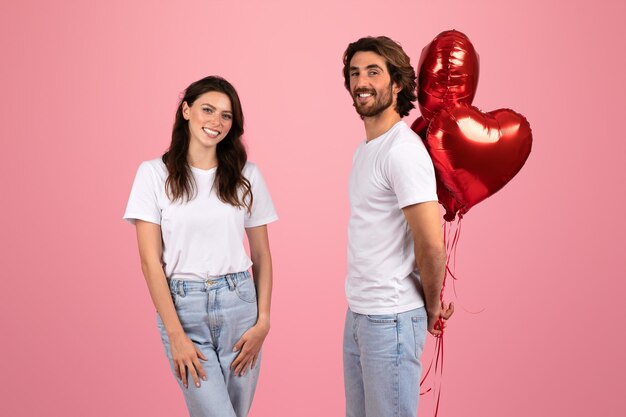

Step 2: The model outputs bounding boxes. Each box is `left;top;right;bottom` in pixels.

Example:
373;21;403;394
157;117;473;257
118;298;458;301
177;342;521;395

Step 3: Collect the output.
203;127;219;136
358;93;372;98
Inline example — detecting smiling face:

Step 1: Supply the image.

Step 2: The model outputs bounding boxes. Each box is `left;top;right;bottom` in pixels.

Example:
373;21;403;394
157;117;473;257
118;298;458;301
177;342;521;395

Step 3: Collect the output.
349;51;398;118
182;91;233;150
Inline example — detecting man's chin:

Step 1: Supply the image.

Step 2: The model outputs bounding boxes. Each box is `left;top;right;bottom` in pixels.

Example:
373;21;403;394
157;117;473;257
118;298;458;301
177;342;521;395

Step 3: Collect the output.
356;108;381;118
353;103;372;117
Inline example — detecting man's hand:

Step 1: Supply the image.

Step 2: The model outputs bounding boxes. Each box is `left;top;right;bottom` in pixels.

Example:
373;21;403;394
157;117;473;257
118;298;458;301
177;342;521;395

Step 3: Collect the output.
427;301;455;337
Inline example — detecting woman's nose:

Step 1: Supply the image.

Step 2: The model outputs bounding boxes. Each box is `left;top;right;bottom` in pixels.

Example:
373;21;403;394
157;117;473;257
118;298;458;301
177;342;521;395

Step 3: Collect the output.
208;113;221;126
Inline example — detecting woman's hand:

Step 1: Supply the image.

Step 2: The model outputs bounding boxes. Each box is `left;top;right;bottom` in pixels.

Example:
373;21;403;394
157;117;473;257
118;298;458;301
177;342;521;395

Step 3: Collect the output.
169;331;207;388
230;322;270;376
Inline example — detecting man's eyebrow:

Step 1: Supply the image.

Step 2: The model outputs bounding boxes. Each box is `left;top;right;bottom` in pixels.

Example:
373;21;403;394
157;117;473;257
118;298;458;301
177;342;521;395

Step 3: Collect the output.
349;64;384;71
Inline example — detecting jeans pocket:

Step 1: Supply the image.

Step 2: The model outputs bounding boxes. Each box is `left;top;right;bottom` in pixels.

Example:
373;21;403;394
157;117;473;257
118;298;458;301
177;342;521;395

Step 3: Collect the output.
411;314;427;358
365;314;398;324
235;278;257;303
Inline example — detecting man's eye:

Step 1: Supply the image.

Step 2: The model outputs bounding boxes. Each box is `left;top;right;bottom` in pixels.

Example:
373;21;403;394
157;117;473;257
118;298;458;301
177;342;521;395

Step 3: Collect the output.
369;71;379;76
350;72;359;77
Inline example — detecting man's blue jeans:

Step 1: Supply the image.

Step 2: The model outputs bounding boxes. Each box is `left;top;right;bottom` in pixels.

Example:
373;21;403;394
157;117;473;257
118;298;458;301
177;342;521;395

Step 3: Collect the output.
157;271;260;417
343;307;428;417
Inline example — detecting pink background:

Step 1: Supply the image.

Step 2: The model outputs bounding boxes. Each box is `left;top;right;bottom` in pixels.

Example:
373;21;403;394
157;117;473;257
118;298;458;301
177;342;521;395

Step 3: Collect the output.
1;0;625;416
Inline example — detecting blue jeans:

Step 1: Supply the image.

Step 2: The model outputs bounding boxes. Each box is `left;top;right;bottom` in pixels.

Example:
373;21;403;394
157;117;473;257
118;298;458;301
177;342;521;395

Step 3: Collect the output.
157;271;260;417
343;307;428;417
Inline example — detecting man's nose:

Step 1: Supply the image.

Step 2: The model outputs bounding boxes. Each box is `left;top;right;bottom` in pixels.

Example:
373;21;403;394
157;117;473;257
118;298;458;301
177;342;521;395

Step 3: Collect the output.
355;74;370;90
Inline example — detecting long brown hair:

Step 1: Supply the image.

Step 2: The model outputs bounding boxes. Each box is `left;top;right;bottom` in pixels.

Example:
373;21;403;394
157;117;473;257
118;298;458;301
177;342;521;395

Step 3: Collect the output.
162;76;252;211
342;36;417;117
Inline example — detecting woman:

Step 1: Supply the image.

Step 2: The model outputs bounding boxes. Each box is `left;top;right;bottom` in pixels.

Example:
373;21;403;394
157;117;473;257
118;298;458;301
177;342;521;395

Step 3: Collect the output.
123;76;277;417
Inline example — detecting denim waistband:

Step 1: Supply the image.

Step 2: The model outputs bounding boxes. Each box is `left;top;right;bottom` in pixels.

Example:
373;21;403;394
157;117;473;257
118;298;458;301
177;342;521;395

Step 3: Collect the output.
168;271;250;296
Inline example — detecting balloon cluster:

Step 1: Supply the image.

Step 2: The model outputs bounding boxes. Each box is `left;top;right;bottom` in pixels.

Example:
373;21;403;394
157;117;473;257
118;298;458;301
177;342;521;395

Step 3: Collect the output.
412;30;533;221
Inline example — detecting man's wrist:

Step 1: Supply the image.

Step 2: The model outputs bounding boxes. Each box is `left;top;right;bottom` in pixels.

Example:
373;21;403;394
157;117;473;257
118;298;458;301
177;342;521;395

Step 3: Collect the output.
426;304;441;317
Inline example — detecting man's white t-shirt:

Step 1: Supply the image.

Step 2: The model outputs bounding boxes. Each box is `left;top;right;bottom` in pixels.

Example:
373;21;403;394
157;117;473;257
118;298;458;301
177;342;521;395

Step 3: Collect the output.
124;158;278;281
347;121;438;315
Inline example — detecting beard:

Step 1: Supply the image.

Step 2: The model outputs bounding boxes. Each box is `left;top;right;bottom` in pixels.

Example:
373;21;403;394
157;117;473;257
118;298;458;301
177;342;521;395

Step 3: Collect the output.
352;82;394;118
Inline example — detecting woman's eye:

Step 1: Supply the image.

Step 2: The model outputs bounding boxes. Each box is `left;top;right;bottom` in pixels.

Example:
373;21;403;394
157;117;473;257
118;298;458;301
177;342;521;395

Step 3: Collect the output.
222;114;232;121
202;107;213;113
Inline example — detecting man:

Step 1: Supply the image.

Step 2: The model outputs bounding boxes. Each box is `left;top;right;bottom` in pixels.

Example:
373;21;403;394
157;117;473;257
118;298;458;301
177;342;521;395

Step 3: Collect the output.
342;36;454;417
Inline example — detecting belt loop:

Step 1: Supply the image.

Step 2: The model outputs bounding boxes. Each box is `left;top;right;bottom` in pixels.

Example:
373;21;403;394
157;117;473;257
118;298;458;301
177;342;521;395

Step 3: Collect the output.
226;274;235;291
177;281;186;297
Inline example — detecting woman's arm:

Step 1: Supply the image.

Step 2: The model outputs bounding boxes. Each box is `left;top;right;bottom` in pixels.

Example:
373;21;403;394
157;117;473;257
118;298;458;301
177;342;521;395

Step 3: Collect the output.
135;220;207;388
231;225;273;376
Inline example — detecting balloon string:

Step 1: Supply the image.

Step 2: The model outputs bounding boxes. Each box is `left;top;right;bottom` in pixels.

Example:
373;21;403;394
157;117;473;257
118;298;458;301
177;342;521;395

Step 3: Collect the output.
442;218;461;301
434;334;444;417
418;219;455;412
447;218;485;314
420;330;445;415
419;336;439;394
419;337;437;395
447;218;461;277
431;218;455;417
422;218;461;415
420;357;433;391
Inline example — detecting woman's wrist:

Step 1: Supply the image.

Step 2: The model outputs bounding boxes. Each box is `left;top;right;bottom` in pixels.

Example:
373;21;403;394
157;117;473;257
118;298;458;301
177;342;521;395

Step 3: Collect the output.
166;326;186;339
256;314;271;329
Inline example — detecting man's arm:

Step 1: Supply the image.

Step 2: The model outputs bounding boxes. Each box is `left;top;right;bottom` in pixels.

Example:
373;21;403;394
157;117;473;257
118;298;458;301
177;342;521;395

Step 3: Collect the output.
402;201;454;336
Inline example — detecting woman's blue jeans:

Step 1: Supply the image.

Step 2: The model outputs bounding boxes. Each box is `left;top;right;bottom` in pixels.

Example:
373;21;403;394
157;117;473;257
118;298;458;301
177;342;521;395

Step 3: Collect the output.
157;271;260;417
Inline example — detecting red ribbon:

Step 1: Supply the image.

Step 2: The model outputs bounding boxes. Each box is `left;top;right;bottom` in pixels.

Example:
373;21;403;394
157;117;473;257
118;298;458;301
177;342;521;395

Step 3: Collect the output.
419;218;462;417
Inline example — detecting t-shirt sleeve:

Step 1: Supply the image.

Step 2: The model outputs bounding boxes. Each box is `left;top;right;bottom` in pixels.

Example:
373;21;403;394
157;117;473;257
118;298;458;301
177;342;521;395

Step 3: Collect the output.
385;143;438;209
123;162;162;225
245;165;278;228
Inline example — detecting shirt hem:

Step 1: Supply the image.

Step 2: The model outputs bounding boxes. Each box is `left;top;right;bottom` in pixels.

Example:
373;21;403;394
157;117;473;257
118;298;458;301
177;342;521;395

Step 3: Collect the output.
347;301;425;315
168;266;252;281
123;214;161;225
245;214;279;228
398;196;438;209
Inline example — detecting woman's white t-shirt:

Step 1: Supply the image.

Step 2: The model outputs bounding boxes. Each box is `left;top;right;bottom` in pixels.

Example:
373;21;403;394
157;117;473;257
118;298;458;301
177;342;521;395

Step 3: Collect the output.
123;158;278;281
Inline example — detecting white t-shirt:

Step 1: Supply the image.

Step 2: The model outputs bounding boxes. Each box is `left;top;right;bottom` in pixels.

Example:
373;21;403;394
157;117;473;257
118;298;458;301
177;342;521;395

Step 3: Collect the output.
123;158;278;281
346;121;438;315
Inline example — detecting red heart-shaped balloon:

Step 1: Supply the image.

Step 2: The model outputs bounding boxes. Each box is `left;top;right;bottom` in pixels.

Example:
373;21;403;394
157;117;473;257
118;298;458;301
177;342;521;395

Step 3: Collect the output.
425;103;533;221
418;30;480;122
